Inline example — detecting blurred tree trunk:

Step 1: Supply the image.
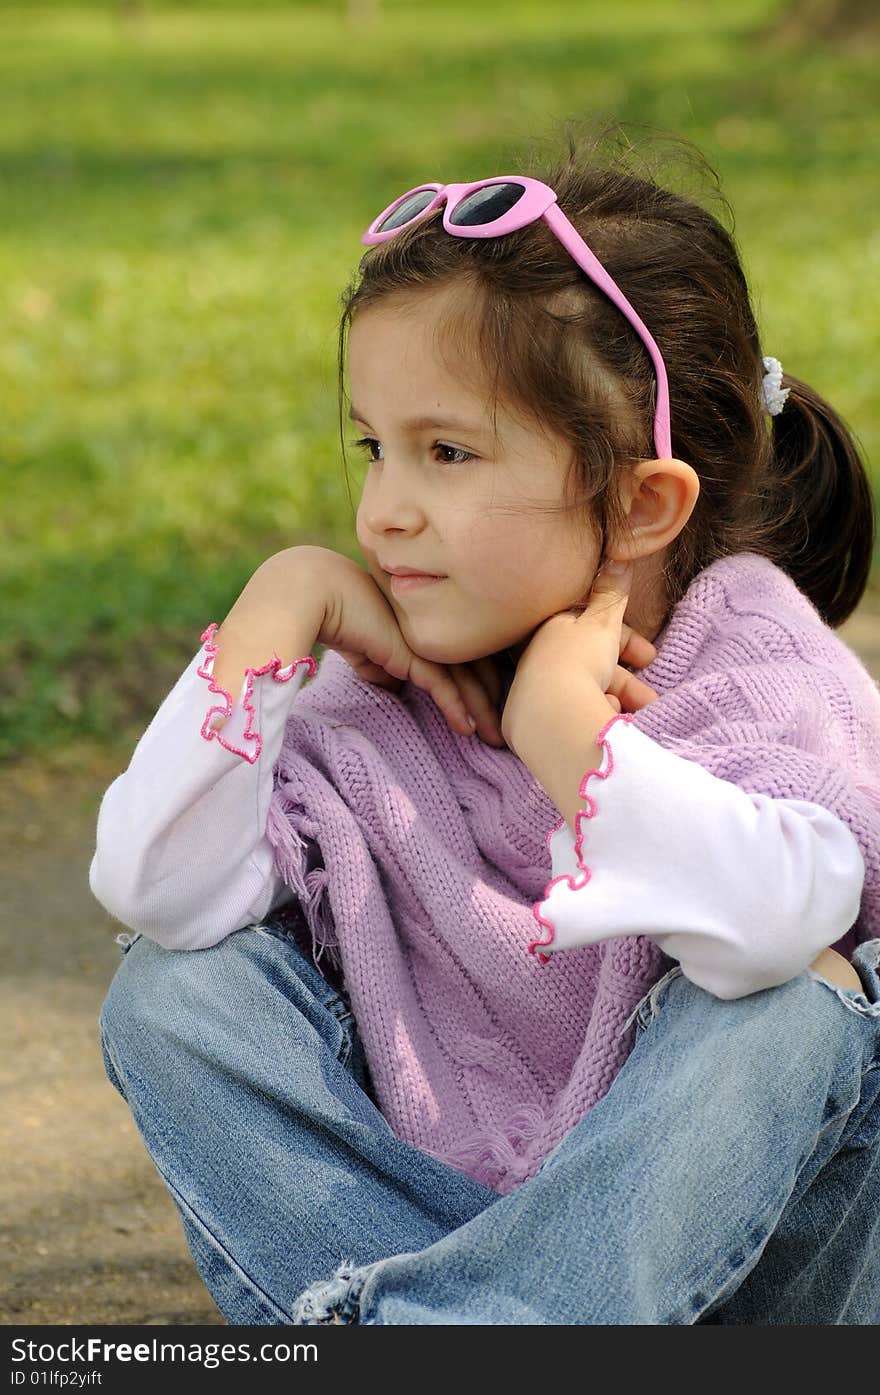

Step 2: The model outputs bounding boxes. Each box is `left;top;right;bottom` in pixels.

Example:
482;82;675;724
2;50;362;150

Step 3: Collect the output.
770;0;879;42
347;0;380;27
116;0;149;30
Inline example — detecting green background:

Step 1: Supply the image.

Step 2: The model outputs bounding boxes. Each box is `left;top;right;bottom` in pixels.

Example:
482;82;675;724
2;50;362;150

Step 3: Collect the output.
2;0;877;765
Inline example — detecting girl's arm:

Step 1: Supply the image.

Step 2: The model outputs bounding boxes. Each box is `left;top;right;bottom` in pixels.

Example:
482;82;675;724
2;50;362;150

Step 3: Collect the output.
89;545;488;950
526;714;866;1000
88;633;317;951
89;549;334;950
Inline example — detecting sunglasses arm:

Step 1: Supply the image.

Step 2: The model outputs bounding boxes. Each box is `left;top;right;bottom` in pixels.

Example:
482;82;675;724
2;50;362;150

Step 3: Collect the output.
544;203;672;461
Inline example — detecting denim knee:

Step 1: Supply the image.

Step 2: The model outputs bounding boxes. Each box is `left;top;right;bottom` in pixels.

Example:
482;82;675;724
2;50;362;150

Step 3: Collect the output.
98;924;361;1093
98;932;191;1098
632;946;880;1117
100;931;201;1044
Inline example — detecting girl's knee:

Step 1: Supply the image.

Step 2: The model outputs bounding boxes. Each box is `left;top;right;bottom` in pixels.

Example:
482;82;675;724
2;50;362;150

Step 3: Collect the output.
98;924;340;1060
98;929;270;1094
648;962;876;1079
100;932;160;1036
99;930;241;1053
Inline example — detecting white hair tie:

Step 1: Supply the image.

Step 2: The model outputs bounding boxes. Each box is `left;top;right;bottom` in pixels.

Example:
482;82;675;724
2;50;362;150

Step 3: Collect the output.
762;356;790;416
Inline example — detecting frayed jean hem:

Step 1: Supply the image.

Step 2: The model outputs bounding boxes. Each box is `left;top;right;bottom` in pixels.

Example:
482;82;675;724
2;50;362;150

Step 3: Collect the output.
290;1257;381;1325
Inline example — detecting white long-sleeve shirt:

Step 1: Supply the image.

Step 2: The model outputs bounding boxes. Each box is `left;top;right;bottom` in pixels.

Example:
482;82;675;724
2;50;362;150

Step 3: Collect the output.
89;637;866;997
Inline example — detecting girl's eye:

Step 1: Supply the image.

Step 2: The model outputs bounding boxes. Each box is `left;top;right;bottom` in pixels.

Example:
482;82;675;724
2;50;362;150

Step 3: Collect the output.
433;442;474;465
350;437;383;463
349;437;474;466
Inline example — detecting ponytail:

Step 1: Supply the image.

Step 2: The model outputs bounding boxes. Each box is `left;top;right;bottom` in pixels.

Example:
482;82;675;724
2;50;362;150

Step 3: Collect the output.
763;375;875;629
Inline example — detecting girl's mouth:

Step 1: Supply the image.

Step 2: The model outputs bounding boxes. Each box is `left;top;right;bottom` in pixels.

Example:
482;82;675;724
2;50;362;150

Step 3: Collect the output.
389;574;447;595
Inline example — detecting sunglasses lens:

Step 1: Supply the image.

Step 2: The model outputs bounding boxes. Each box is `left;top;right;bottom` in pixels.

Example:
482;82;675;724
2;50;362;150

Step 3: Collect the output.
449;182;527;227
374;189;438;232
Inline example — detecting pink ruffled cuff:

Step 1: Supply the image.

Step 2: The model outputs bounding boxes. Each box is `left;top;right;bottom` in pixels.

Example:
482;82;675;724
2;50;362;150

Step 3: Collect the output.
196;622;317;765
528;711;635;964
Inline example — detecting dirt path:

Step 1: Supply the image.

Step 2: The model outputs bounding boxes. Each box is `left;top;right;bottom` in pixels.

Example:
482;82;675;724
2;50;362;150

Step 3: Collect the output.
4;592;880;1326
0;739;224;1325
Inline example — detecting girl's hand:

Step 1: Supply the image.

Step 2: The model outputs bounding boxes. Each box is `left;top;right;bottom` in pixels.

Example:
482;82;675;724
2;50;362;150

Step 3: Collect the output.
500;559;659;758
424;562;661;751
211;549;657;749
211;545;517;744
808;946;864;993
307;548;491;740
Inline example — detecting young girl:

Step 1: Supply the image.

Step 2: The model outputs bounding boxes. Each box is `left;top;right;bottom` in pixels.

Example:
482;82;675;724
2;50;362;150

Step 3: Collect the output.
92;123;880;1325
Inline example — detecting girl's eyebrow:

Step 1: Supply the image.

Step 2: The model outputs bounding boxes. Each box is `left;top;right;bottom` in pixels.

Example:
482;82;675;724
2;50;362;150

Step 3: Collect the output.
348;406;491;437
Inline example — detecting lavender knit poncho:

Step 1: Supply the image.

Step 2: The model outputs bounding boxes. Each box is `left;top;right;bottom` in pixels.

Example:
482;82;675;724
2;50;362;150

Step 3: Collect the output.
264;550;880;1195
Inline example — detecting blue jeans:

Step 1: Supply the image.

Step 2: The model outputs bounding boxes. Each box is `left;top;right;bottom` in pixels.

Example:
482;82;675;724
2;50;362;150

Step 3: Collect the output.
98;909;880;1324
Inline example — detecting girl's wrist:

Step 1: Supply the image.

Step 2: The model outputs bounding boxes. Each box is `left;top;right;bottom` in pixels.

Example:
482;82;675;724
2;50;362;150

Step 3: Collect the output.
506;672;614;762
206;618;319;731
512;684;618;828
207;552;327;713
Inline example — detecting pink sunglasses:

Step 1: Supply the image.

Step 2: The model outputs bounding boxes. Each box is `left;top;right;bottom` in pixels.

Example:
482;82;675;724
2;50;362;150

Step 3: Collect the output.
362;176;672;461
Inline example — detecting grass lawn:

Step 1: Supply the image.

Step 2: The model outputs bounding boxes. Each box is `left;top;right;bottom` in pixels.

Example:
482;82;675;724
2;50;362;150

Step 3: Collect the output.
2;0;877;765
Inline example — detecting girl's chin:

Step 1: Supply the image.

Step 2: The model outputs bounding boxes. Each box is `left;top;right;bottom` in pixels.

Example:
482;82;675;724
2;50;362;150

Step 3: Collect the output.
393;611;525;671
405;637;502;670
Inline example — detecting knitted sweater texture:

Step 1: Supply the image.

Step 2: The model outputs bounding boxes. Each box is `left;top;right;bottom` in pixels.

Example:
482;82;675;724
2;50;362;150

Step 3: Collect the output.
263;551;880;1194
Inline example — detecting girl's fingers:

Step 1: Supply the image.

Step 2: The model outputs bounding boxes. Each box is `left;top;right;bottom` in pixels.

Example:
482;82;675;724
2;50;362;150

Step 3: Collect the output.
589;566;657;671
620;625;658;670
464;655;505;709
448;661;506;746
341;643;473;736
345;645;504;743
589;560;634;622
334;649;405;691
808;946;864;992
608;665;660;712
409;656;477;738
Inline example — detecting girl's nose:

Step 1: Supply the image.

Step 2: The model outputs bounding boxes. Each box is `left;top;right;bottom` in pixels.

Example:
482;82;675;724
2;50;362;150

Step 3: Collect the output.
361;462;427;534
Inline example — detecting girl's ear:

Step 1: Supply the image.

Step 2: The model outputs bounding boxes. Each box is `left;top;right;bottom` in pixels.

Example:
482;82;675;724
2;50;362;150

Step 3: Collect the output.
612;458;700;562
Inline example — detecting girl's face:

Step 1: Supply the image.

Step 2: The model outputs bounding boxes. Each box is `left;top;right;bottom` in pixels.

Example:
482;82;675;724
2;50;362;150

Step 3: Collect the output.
351;286;602;669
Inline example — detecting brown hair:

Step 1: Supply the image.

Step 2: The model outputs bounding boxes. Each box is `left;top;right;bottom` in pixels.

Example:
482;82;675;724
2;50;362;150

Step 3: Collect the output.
336;118;874;630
